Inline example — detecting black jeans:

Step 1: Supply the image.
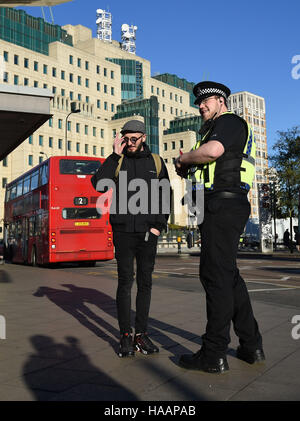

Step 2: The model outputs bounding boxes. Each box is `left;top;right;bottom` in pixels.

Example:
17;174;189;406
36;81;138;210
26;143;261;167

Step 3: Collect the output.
199;195;263;359
113;231;158;335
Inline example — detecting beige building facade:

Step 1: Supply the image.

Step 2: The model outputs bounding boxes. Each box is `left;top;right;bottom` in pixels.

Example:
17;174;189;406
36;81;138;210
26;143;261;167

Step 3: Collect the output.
228;91;268;222
0;11;268;230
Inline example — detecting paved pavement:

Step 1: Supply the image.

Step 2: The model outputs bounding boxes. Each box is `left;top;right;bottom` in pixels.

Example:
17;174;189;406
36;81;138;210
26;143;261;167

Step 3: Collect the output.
0;250;299;403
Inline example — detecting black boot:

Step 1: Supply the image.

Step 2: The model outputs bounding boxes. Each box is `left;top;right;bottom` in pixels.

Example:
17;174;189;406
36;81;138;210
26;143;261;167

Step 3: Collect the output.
236;346;265;364
179;349;229;373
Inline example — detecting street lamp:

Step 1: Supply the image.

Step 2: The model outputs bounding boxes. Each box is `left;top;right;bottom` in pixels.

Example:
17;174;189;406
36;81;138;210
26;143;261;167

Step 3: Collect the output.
65;101;80;156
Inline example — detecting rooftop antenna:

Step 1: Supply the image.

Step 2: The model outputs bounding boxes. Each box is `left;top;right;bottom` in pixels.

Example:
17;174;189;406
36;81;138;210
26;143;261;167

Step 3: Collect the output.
121;23;138;54
96;8;112;43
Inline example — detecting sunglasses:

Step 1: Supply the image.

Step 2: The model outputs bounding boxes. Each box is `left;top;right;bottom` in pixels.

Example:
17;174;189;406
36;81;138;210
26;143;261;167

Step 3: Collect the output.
123;134;144;144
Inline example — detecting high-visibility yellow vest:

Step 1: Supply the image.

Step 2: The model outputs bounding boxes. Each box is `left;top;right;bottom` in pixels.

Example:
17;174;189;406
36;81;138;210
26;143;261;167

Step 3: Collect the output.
187;112;256;192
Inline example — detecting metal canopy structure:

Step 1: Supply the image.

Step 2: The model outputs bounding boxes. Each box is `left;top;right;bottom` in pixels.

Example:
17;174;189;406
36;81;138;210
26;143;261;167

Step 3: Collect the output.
0;0;72;6
0;85;53;161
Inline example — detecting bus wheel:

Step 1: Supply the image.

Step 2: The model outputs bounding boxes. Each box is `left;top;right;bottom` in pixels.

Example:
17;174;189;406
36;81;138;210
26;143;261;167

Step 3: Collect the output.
31;247;37;267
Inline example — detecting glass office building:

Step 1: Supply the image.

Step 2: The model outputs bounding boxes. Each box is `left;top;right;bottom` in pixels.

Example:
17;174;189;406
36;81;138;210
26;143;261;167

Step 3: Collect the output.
0;7;72;55
106;58;143;101
113;96;159;153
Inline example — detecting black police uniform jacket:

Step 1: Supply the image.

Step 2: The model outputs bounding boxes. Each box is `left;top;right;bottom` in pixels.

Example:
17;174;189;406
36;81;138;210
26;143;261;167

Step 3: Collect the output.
91;144;171;233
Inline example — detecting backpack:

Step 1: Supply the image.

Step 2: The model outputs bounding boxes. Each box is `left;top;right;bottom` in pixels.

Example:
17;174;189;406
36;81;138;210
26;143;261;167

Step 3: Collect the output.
114;153;162;179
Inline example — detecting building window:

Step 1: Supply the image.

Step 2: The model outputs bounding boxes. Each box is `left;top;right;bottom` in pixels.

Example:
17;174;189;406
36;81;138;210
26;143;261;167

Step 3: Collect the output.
34;81;38;88
76;142;80;152
67;121;71;131
70;91;74;100
172;141;175;150
69;55;73;65
104;85;107;93
84;125;88;135
180;140;184;148
52;67;57;77
85;144;88;154
4;51;8;62
49;137;53;147
101;129;104;138
28;155;33;166
76;123;80;133
111;104;115;112
104;68;107;77
2;157;7;167
2;178;7;188
24;77;29;86
58;139;63;149
111;70;114;79
28;135;33;144
97;82;100;91
39;135;43;146
85;78;89;88
14;75;19;85
43;64;48;74
14;55;19;65
85;61;89;70
67;141;71;151
104;101;108;110
86;96;89;103
61;89;65;96
69;73;74;83
58;119;62;129
97;99;101;108
111;87;114;96
77;58;81;67
101;147;104;156
24;58;29;68
93;145;97;155
164;143;167;151
3;72;8;83
93;127;96;136
96;65;100;74
61;70;65;80
48;118;53;127
34;61;38;71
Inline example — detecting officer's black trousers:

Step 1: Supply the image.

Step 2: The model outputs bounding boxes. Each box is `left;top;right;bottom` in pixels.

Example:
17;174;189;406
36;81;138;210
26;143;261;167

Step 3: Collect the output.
113;231;158;335
199;195;263;359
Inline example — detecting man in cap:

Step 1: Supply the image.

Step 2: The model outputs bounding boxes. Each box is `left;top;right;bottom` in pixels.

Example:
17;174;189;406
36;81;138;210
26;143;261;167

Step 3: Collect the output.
174;81;264;373
91;119;170;357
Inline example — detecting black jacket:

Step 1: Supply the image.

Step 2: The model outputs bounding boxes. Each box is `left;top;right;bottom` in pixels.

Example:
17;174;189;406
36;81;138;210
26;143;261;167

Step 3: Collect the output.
91;144;171;233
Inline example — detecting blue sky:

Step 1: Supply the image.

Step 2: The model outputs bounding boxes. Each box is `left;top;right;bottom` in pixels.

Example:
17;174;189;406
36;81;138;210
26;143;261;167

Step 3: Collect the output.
17;0;300;153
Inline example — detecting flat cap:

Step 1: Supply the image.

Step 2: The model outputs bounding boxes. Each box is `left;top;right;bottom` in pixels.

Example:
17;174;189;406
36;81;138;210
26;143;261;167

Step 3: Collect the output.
193;81;231;105
120;120;145;135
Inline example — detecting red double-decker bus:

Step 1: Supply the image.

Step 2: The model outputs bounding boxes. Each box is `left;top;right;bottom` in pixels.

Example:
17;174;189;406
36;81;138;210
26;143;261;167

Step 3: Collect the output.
3;156;113;266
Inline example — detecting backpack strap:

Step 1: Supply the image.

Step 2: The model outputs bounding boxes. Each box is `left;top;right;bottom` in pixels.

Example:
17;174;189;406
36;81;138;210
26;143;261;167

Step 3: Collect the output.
114;154;124;180
151;153;162;177
114;153;162;179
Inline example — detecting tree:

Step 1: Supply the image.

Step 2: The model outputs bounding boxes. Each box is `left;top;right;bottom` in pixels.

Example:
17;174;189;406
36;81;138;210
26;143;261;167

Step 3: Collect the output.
268;126;300;247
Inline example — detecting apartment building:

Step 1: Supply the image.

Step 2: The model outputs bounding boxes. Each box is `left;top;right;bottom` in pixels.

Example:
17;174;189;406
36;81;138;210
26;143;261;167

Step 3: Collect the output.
0;7;268;229
228;91;268;223
0;7;197;225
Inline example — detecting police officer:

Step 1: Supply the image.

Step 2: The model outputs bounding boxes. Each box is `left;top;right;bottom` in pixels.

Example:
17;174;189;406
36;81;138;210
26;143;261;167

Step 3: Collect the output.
175;81;264;373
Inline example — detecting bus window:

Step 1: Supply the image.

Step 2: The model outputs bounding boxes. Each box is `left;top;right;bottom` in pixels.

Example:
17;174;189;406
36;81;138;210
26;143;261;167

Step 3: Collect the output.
62;208;101;219
29;216;35;237
40;163;49;186
23;177;30;195
59;159;101;175
30;171;39;191
10;185;17;200
16;181;23;197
